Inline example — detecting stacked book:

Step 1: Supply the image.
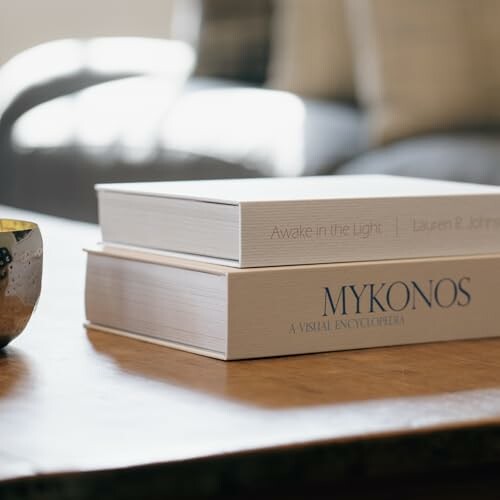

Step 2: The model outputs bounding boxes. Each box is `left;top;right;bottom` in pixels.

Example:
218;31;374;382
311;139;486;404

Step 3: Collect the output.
85;175;500;360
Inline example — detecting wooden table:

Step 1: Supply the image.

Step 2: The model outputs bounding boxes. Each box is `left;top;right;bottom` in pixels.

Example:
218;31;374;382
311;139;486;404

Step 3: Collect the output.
2;206;500;499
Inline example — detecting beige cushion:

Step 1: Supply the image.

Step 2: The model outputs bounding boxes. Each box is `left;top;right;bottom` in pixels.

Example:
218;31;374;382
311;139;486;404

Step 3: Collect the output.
268;0;353;99
194;0;273;84
348;0;500;144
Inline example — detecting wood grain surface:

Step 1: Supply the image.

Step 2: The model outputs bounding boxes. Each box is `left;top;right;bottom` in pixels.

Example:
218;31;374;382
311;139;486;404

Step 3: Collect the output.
1;206;500;498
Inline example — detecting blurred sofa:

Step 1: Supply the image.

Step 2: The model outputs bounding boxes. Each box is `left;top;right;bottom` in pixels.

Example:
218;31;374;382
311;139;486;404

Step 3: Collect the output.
1;0;500;222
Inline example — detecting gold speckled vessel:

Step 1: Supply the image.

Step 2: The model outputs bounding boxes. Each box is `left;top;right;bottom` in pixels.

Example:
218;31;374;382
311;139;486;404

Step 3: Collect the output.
0;220;43;348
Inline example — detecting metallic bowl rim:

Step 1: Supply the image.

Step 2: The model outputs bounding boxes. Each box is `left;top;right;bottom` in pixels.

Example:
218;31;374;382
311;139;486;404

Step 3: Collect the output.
0;219;39;233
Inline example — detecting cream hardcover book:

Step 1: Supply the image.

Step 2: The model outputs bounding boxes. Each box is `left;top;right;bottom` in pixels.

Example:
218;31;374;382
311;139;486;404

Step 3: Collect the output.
96;175;500;267
85;246;500;360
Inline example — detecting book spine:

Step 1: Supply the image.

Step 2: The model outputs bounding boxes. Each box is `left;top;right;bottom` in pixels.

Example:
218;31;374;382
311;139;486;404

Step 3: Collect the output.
239;196;500;267
227;254;500;359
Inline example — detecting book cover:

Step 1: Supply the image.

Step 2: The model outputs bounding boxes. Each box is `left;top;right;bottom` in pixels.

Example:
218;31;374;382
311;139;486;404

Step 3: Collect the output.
96;175;500;267
85;246;500;360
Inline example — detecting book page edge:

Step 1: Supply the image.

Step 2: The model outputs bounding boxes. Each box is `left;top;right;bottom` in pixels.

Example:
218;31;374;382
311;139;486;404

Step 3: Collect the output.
85;322;228;360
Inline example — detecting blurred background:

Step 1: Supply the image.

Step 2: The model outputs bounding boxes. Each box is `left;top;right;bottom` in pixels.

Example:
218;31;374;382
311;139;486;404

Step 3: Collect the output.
1;0;499;222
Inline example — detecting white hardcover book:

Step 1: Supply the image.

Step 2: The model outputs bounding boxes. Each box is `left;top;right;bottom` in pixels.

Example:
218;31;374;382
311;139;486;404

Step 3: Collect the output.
85;246;500;360
96;175;500;267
